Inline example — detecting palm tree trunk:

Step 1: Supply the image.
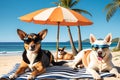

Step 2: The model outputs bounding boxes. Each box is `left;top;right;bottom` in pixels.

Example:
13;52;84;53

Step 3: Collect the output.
67;26;78;55
77;26;82;52
116;38;120;50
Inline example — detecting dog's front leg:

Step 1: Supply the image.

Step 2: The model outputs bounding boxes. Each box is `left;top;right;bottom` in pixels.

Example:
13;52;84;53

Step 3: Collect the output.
87;68;101;79
9;60;28;79
110;67;120;78
28;62;46;80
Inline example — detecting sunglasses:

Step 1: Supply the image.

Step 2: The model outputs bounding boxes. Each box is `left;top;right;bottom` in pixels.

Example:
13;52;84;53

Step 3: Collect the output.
91;44;109;50
23;37;40;44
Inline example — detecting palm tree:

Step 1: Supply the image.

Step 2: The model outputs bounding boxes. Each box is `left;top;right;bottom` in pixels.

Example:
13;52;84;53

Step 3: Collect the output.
105;0;120;50
53;0;92;54
105;0;120;22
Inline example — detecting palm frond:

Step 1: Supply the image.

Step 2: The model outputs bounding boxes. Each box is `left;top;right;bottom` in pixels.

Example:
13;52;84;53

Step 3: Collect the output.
52;0;92;17
105;0;120;21
70;0;80;8
72;9;92;16
62;0;68;7
106;6;118;21
66;0;71;7
104;3;114;11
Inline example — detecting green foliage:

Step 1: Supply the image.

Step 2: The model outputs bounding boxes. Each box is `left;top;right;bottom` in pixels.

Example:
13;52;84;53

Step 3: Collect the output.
52;0;92;16
104;0;120;22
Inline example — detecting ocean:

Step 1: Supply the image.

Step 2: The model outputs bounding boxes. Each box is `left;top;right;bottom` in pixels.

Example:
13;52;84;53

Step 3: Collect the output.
0;42;117;56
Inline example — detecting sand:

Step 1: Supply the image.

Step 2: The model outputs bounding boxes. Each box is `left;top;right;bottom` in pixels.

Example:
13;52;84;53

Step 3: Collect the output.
0;56;21;76
0;51;120;80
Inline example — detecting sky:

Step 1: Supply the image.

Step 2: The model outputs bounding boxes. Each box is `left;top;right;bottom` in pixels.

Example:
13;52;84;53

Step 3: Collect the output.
0;0;120;42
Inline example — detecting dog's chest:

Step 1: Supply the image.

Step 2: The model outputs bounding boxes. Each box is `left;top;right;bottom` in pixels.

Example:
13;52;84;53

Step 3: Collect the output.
26;51;38;69
58;52;63;58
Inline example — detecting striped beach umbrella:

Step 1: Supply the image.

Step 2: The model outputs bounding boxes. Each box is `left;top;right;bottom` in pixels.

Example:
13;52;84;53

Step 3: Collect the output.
20;6;93;61
20;6;92;26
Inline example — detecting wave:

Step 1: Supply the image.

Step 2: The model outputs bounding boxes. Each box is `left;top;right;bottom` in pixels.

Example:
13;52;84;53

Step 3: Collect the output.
0;51;23;56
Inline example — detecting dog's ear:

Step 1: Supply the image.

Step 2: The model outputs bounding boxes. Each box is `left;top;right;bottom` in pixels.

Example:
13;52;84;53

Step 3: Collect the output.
90;34;96;44
62;46;66;51
104;33;112;44
38;29;48;40
17;29;27;40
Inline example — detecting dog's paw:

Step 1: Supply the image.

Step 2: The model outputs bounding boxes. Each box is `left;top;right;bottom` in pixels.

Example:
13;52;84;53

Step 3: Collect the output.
116;73;120;78
9;73;17;79
27;75;35;80
93;74;101;80
72;65;78;70
63;62;77;69
77;64;84;68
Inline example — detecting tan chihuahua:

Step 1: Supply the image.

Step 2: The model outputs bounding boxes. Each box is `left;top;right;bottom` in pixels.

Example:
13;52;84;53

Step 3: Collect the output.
57;46;74;60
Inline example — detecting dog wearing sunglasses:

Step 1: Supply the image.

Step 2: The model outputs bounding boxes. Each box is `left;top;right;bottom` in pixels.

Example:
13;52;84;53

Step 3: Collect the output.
57;46;74;60
9;29;66;80
64;33;120;79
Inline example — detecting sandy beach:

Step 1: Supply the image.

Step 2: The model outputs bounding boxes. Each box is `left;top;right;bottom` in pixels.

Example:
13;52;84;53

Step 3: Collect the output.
0;56;21;76
0;51;120;80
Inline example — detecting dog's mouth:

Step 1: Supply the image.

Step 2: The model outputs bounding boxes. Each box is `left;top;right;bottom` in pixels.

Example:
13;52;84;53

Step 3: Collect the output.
98;56;103;61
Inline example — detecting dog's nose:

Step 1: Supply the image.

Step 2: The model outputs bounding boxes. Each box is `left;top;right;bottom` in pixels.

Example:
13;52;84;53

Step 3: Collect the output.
98;51;102;55
30;44;35;51
31;44;35;48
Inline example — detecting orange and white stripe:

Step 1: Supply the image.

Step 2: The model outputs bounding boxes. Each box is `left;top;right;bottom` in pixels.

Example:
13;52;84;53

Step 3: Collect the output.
20;6;93;26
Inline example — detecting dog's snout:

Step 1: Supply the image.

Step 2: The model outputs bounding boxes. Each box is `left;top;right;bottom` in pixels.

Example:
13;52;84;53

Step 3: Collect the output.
31;44;35;49
98;51;102;54
30;44;35;51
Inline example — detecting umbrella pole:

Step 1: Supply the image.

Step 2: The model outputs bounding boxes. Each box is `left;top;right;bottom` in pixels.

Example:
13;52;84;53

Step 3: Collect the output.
56;22;60;62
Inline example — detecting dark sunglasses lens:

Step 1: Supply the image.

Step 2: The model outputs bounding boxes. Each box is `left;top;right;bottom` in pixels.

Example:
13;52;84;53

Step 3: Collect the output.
24;38;31;43
102;47;108;49
92;45;99;48
34;38;40;43
95;47;99;49
101;45;109;49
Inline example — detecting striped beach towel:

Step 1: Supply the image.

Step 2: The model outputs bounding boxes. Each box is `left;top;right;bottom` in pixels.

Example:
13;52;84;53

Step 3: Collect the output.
0;63;114;80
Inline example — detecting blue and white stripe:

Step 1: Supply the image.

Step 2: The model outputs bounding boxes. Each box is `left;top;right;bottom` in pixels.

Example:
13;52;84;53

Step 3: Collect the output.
0;63;114;80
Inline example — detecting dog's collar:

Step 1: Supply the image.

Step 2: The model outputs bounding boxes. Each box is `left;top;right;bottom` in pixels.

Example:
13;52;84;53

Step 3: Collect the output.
91;44;109;48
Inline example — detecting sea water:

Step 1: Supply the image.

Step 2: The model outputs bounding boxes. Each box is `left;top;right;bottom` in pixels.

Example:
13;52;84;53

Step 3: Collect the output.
0;42;117;56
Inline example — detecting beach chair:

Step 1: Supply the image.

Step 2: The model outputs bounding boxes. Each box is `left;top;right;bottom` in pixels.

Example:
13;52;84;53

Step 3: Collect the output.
0;63;115;80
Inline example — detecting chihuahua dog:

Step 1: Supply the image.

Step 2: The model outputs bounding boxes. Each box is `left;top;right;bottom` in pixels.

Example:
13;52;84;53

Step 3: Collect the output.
64;33;120;79
57;46;74;60
9;29;66;80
